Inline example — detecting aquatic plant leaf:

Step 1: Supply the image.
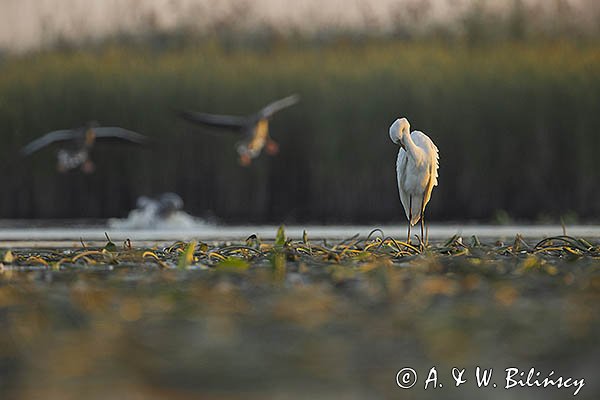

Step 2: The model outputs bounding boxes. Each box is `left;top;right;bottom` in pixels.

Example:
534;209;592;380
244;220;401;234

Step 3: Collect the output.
216;257;249;271
443;235;459;247
198;242;209;253
245;234;260;248
270;252;286;281
104;233;117;252
3;250;14;263
275;225;286;248
521;255;542;270
177;241;196;270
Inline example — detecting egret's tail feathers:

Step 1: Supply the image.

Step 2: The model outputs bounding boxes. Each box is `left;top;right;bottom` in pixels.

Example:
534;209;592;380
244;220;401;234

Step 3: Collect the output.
409;214;421;226
402;195;424;226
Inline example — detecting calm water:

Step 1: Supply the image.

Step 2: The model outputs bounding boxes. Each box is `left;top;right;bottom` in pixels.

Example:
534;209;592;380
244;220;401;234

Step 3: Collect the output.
0;223;599;247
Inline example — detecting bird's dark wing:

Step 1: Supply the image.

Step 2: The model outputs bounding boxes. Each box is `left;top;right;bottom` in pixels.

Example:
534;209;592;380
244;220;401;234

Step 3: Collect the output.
93;127;149;145
176;109;248;132
20;130;78;156
258;94;300;119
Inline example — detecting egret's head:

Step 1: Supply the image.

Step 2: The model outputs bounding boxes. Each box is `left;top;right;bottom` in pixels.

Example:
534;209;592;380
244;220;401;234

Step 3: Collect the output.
389;117;410;148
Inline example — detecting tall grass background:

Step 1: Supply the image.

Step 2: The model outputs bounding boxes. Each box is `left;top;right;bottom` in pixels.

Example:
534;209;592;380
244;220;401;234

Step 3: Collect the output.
0;37;599;223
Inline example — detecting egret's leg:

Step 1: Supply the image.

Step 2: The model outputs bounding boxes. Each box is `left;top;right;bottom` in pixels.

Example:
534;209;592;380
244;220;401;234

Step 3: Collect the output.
420;213;424;248
407;196;412;244
420;192;426;248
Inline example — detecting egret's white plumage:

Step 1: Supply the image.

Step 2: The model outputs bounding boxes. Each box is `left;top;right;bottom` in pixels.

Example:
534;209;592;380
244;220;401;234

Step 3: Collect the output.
389;117;439;241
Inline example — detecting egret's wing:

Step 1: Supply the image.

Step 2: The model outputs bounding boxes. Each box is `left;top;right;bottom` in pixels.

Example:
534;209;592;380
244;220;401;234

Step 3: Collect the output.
20;130;77;156
176;109;248;132
411;131;439;214
412;131;439;187
93;127;149;145
396;148;413;223
258;94;300;118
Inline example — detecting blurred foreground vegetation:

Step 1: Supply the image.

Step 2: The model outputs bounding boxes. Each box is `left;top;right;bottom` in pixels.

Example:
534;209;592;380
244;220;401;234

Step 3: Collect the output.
0;229;599;399
0;39;599;222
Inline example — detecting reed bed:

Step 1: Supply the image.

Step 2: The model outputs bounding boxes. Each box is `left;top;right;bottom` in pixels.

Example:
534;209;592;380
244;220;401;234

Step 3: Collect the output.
0;40;599;222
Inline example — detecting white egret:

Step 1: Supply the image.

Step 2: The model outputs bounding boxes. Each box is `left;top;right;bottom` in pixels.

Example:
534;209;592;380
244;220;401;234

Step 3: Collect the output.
389;117;439;244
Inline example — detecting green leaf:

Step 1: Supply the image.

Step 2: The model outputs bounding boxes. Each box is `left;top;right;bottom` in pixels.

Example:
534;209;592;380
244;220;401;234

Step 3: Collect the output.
302;230;309;245
198;242;209;253
246;234;260;248
270;252;286;281
3;250;14;264
216;257;249;272
177;241;197;270
275;225;286;247
104;232;117;252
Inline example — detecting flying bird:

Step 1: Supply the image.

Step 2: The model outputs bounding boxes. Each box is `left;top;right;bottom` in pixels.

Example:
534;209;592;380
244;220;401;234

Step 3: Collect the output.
389;117;439;245
176;94;300;166
20;122;149;173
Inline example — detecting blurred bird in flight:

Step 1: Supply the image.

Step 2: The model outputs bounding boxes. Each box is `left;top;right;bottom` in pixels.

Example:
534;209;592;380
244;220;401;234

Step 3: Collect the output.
177;94;300;166
20;122;149;173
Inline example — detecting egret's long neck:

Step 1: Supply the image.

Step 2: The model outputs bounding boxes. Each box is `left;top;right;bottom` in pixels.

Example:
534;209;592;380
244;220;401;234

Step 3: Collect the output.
401;130;423;162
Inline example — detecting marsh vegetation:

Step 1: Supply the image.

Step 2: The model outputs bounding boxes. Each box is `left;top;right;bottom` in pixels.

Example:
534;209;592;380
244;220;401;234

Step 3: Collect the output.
1;228;598;399
0;40;599;223
1;3;599;398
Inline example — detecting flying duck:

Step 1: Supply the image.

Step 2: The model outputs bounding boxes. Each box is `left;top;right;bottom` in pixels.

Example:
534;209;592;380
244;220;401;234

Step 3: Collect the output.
177;94;300;166
20;122;149;173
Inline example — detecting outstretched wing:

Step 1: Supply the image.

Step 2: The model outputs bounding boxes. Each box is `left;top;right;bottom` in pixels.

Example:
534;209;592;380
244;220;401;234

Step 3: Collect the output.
176;109;248;132
258;94;300;119
20;130;77;156
93;127;149;145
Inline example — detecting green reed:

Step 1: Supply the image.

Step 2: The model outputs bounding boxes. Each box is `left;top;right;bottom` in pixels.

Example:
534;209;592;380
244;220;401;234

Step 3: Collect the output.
0;40;599;222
